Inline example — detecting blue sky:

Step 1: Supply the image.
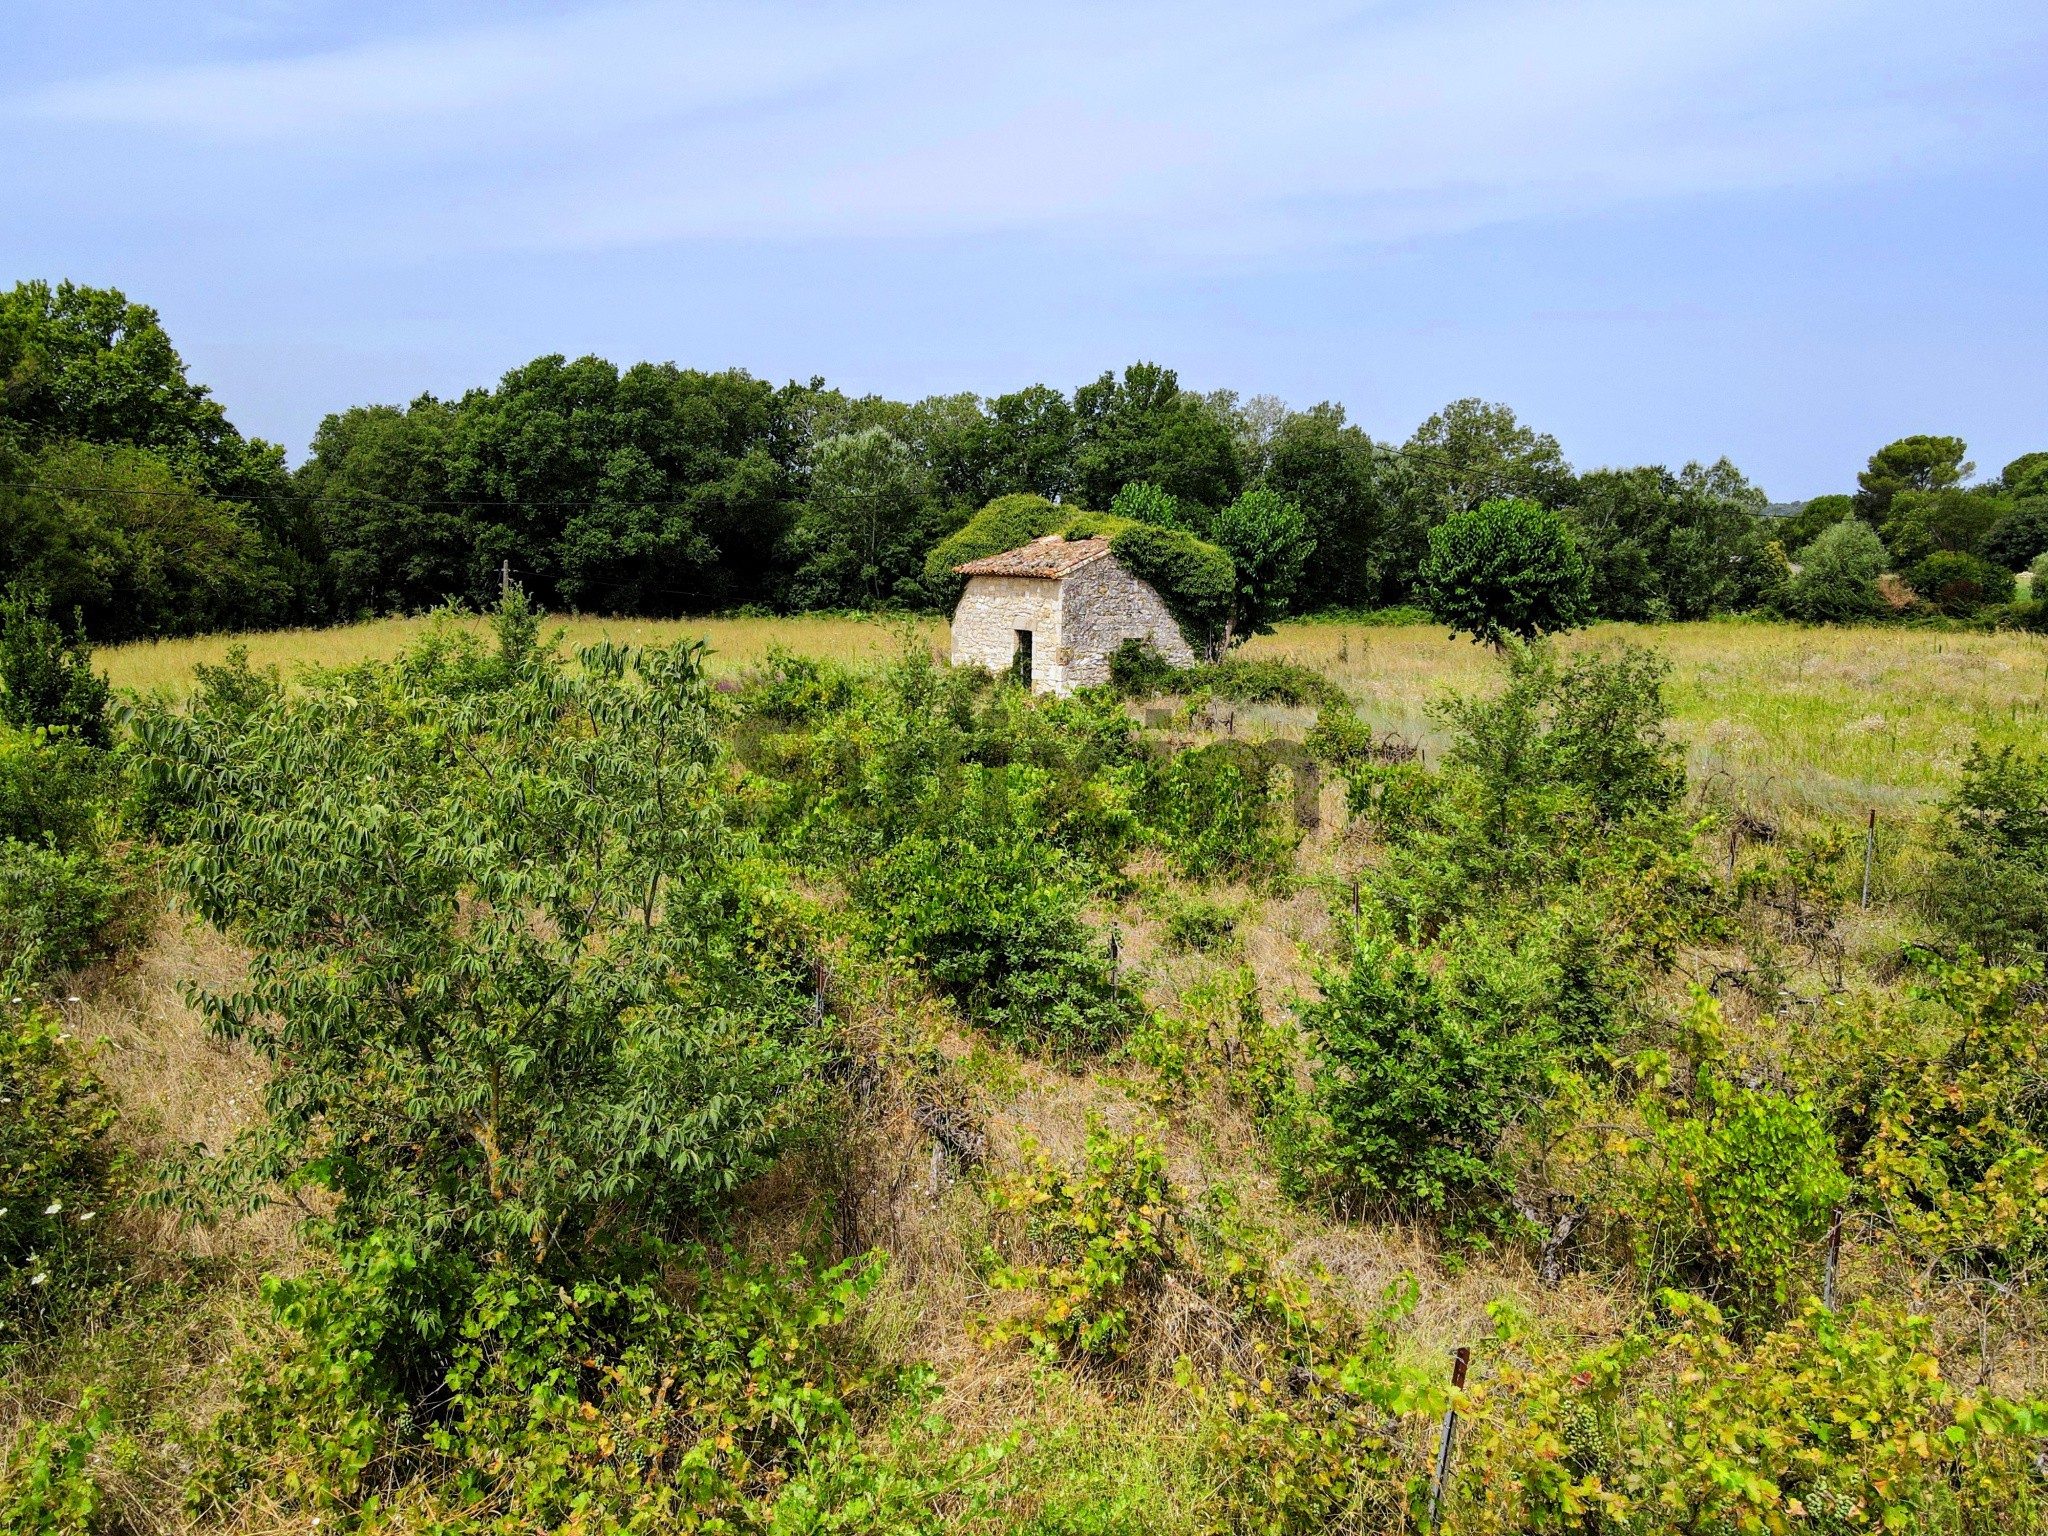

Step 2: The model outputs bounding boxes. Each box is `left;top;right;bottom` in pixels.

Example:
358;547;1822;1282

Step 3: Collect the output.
5;1;2044;498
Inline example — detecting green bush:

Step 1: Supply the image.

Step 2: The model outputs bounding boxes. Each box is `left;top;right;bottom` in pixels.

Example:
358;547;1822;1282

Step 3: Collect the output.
864;831;1137;1052
1142;740;1299;885
0;840;120;985
197;1235;989;1531
0;591;111;749
0;1005;117;1338
1107;638;1345;708
742;643;857;723
984;1123;1177;1363
1306;927;1550;1230
0;1398;108;1536
1459;1297;2046;1532
1904;549;2015;614
1107;636;1182;698
131;601;824;1292
0;724;103;849
1781;516;1887;623
1620;1065;1847;1330
1925;741;2048;962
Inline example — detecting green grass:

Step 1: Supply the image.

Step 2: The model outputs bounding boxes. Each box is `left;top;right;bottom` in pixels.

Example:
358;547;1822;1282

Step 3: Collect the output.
1245;617;2048;816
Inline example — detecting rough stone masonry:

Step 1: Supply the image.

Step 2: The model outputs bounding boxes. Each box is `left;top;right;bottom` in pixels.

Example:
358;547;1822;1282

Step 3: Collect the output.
950;535;1194;694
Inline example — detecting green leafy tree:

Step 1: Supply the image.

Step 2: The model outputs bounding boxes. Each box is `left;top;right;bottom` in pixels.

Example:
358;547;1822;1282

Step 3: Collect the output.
1071;362;1243;514
1925;743;2048;963
1771;492;1857;554
1262;403;1390;611
786;427;946;608
1983;501;2048;571
1780;516;1887;623
1569;460;1770;620
1208;488;1314;643
1;442;291;639
1903;550;2013;615
1881;485;2006;567
1108;479;1185;529
295;397;465;617
1419;497;1591;647
0;279;287;503
131;603;822;1281
1404;398;1572;515
1854;434;1972;522
0;591;110;749
2003;451;2048;499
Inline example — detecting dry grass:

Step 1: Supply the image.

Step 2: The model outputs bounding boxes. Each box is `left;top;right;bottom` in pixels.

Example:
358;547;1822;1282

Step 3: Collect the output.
99;611;947;698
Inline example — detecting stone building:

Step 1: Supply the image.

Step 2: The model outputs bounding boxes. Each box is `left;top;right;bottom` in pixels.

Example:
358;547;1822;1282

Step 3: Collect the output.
949;535;1194;694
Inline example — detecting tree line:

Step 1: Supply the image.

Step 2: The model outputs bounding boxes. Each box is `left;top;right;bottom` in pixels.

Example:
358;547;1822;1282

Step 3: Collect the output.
5;278;2045;641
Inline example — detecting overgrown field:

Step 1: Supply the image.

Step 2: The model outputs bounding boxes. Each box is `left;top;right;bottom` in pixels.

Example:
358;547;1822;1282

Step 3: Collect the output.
9;603;2048;1533
106;612;2048;815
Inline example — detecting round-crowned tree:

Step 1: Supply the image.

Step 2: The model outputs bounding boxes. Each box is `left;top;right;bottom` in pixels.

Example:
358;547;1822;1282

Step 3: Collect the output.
1419;497;1590;647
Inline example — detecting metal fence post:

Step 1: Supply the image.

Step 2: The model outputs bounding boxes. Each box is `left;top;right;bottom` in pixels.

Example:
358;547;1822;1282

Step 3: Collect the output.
1427;1346;1471;1532
1860;809;1877;910
1823;1209;1844;1309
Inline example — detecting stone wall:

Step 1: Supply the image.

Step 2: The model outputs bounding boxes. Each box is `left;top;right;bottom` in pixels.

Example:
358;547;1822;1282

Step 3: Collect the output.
950;573;1062;685
1056;555;1194;690
948;556;1193;694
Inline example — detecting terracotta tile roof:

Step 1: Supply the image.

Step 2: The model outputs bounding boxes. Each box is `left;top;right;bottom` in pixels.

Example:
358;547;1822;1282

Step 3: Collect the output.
954;535;1112;579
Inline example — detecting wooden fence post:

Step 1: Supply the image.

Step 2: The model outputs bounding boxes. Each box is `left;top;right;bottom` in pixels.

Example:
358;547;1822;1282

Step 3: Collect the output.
1860;810;1877;910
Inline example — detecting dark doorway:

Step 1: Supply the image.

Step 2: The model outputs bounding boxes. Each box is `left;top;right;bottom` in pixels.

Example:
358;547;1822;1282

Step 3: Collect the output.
1013;629;1033;689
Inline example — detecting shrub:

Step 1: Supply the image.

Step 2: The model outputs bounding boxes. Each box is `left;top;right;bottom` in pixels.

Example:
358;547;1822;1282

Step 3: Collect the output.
1781;517;1887;623
864;831;1138;1052
1608;1054;1849;1329
1904;549;2015;614
1142;740;1299;885
983;1123;1177;1363
1830;951;2048;1280
0;590;111;749
1107;639;1345;708
742;644;857;723
1458;1297;2047;1532
132;604;824;1295
1307;929;1545;1228
1985;500;2048;571
1419;497;1591;647
0;1005;117;1337
0;1398;108;1536
1108;480;1184;529
0;725;103;849
0;840;120;986
1925;741;2048;962
197;1237;988;1530
1107;636;1182;698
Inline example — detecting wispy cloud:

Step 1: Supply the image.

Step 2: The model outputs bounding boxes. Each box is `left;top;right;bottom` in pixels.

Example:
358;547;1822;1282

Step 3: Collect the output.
17;0;2044;258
